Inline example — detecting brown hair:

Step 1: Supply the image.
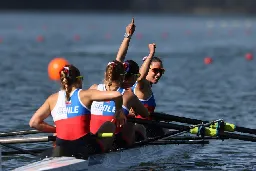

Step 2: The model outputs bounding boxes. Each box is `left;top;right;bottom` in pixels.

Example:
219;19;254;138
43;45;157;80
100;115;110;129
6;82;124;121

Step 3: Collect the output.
59;65;81;101
105;60;125;88
123;60;139;79
151;57;163;66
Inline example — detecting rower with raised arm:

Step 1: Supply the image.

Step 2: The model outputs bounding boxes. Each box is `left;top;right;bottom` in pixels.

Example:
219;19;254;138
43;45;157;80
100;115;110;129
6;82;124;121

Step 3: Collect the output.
90;18;149;147
29;64;125;155
116;24;165;137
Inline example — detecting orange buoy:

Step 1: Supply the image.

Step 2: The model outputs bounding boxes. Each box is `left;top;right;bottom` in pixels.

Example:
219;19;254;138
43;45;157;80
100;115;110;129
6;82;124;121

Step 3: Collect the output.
48;58;69;80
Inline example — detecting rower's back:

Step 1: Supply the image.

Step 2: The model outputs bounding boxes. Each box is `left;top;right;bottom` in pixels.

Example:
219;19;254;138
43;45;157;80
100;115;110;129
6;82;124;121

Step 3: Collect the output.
90;84;129;134
51;89;91;144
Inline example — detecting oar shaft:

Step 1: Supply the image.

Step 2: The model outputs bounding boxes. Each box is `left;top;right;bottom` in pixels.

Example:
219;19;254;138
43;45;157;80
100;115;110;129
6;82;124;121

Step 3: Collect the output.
152;112;256;135
220;132;256;142
128;118;190;130
0;136;56;144
150;140;209;145
0;143;37;156
151;112;203;124
0;129;40;137
2;148;46;156
235;126;256;135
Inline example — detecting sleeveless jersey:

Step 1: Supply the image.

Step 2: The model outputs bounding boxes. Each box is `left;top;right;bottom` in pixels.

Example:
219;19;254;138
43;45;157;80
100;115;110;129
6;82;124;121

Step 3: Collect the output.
51;89;91;140
90;84;129;134
132;82;156;118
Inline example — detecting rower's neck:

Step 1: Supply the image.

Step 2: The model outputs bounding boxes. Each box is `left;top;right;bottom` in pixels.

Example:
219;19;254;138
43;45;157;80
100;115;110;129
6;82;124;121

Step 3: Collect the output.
105;83;119;91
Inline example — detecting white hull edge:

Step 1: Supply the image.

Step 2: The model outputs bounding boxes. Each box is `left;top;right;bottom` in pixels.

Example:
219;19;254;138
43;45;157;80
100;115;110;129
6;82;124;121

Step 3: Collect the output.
13;157;88;171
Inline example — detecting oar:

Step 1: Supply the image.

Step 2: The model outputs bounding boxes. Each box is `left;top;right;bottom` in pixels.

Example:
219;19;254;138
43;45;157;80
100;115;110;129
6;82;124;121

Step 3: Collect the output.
2;148;46;156
163;136;227;140
0;129;41;137
0;136;54;144
0;143;37;156
151;112;256;135
128;118;256;142
149;140;209;145
0;133;114;144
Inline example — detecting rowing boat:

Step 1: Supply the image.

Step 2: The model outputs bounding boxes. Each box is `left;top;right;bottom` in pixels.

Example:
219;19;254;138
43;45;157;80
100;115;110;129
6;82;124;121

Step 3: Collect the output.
2;114;255;171
10;131;203;171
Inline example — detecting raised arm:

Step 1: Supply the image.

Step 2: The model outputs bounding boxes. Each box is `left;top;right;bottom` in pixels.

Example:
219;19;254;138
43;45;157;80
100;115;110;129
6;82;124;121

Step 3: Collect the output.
116;18;135;62
136;43;156;86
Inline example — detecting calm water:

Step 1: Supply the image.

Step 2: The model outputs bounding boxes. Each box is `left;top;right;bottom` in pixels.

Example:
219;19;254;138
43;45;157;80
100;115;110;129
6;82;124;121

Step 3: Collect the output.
0;12;256;171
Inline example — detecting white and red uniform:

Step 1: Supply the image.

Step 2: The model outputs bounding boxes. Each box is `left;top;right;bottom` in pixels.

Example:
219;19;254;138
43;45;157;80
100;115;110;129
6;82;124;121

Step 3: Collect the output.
51;89;91;140
90;84;129;134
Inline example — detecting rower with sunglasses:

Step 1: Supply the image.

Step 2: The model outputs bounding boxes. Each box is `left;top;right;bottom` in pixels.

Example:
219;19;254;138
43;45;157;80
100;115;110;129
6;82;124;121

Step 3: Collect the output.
114;18;166;138
132;44;166;137
89;18;149;148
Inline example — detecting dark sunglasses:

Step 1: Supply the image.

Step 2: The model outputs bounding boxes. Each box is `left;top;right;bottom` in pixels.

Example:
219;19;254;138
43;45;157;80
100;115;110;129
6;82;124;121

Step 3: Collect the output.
150;68;165;75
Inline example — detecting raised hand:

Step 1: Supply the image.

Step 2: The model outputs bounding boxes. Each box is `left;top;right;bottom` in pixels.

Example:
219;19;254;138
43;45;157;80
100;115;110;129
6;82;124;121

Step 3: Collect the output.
126;18;136;36
148;43;156;54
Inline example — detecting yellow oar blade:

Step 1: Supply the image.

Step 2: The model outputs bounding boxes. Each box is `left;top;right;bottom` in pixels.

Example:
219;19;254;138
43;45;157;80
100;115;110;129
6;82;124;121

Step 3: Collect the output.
210;122;236;132
190;127;217;137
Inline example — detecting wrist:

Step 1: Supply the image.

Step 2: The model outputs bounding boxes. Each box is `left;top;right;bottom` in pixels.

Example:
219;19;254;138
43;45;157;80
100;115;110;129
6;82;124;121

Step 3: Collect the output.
124;33;132;39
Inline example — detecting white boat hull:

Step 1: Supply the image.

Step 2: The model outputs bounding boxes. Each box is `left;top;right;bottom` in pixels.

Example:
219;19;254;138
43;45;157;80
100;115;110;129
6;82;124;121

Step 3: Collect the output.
13;157;88;171
12;143;198;171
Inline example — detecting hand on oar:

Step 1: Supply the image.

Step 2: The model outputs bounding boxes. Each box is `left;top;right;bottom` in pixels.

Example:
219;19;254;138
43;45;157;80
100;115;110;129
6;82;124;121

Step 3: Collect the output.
112;108;127;127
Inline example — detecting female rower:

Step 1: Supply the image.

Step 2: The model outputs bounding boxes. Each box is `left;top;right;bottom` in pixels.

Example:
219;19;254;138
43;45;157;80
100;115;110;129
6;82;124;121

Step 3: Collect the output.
90;59;149;147
115;20;165;137
29;64;126;154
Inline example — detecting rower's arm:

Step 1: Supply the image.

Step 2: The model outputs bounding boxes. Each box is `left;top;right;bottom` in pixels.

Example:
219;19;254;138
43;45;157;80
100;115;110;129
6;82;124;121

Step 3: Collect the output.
116;37;132;62
116;18;135;62
29;96;56;133
136;44;156;88
82;89;123;110
123;91;149;118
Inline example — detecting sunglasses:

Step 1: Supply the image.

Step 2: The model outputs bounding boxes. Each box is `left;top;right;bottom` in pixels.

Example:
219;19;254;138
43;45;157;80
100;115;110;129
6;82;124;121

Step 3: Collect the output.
133;73;141;77
150;68;165;75
76;76;84;81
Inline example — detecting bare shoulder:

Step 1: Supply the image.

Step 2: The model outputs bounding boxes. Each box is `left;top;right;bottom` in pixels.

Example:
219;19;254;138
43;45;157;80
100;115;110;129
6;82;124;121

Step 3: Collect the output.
89;84;98;90
136;78;149;90
47;92;59;102
123;89;136;99
43;92;59;109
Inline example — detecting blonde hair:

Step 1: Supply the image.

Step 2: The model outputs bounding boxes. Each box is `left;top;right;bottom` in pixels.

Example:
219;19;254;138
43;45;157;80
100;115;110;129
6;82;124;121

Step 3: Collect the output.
105;60;125;88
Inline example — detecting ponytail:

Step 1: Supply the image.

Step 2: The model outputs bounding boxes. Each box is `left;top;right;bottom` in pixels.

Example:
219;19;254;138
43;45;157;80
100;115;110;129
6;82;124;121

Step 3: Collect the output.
59;65;81;101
